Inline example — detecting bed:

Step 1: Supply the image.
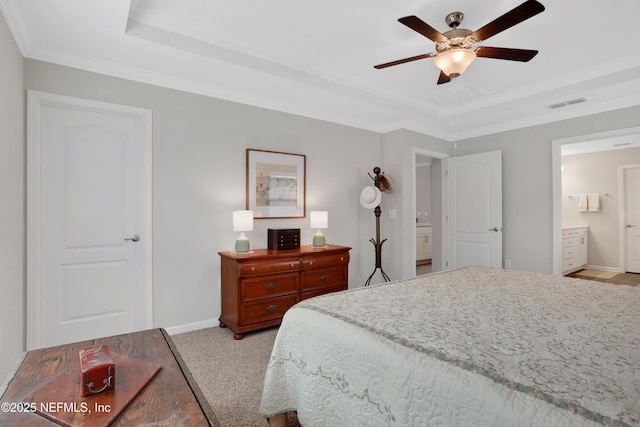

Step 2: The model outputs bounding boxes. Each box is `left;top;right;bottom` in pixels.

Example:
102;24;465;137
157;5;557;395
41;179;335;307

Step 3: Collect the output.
259;266;640;426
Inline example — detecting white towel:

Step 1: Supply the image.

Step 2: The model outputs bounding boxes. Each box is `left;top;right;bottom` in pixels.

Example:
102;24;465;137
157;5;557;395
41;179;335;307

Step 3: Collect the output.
588;193;600;212
577;194;588;212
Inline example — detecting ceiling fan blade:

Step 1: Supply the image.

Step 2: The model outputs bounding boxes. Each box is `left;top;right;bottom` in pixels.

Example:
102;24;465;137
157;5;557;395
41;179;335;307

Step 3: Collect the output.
374;52;436;69
471;0;545;42
437;71;451;85
398;16;447;43
475;46;539;62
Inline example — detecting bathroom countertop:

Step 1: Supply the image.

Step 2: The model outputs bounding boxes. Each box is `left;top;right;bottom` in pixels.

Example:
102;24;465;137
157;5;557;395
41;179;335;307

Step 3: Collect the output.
562;221;589;229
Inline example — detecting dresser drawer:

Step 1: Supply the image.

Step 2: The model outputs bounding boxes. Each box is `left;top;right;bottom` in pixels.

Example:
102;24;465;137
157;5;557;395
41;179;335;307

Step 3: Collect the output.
241;258;300;276
302;266;347;292
242;295;298;325
242;273;299;302
301;253;350;270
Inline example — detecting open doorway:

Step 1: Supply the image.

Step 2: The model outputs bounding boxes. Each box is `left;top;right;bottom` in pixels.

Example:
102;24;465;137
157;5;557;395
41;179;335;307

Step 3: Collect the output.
413;149;447;276
552;126;640;276
416;155;434;275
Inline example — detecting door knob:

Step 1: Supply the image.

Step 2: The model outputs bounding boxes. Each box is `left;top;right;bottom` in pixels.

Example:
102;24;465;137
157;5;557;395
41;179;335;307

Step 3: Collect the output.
627;224;636;228
124;234;140;242
489;227;500;232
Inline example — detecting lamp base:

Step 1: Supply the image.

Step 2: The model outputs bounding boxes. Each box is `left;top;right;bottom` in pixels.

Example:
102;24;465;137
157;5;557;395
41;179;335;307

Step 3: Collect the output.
235;233;250;253
312;231;326;248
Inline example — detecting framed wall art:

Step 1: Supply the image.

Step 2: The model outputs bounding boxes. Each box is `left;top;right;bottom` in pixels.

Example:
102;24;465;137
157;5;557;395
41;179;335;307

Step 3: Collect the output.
246;149;306;219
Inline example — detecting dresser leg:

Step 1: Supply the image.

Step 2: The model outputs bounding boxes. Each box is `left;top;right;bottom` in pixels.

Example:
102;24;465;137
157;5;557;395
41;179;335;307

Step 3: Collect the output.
219;320;227;328
233;332;244;340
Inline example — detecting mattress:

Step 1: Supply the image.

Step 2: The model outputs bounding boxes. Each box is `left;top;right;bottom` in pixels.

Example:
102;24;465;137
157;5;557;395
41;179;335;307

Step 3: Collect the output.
260;266;640;426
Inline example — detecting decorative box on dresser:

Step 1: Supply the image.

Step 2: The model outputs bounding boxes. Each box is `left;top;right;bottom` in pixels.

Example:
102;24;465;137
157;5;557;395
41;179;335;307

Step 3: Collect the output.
218;244;351;339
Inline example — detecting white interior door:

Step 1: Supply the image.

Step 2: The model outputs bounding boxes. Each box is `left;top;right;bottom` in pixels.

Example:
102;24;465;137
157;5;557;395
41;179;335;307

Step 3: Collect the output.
445;151;502;269
27;91;152;350
624;167;640;273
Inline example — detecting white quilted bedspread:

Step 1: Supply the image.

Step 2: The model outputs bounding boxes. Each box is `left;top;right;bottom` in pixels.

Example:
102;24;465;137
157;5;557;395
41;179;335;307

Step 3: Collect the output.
260;266;640;426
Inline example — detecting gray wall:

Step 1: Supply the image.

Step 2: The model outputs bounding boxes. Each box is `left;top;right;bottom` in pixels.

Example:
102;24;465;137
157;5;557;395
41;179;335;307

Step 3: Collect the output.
380;130;452;280
0;11;25;384
23;59;387;333
454;107;640;274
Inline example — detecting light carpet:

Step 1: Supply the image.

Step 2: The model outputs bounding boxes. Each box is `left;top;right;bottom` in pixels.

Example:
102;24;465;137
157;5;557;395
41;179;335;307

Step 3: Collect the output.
172;326;296;427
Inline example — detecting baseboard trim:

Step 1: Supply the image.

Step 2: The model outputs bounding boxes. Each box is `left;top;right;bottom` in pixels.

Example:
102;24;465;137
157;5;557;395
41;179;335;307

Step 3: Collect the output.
164;318;219;336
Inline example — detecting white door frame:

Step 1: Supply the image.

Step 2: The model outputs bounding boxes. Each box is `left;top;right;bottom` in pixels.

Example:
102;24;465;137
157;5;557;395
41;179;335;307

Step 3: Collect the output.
619;164;640;273
551;126;640;276
27;91;153;349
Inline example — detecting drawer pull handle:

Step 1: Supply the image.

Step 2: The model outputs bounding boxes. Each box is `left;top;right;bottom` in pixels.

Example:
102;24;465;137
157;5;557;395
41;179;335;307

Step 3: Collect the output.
266;283;277;290
320;275;329;281
266;305;277;313
309;261;313;266
251;266;256;272
340;256;344;261
290;263;295;268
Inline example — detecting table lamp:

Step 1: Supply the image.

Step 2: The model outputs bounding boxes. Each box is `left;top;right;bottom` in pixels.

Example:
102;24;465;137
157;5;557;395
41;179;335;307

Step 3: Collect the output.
310;211;328;248
233;210;253;253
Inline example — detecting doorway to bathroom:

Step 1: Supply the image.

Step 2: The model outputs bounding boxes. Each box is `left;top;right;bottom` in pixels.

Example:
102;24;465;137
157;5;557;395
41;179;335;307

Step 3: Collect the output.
416;154;434;275
414;152;444;276
552;126;640;276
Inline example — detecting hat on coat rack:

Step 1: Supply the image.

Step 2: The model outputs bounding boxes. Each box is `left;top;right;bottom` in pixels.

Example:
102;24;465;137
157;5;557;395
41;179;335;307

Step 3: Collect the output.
360;186;382;209
377;172;394;193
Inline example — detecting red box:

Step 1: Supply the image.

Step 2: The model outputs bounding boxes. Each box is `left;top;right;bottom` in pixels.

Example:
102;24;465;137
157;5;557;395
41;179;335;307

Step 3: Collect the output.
79;344;115;397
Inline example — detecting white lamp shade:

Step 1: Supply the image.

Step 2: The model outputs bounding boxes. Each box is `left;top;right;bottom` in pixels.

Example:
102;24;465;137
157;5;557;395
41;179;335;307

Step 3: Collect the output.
233;210;253;232
434;48;476;77
310;211;328;229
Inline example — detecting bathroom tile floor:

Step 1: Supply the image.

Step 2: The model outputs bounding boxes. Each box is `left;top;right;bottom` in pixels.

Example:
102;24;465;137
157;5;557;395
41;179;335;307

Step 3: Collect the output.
566;269;640;287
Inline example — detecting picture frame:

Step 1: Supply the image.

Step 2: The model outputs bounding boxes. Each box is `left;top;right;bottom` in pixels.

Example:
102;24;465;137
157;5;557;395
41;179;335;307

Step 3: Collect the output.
246;149;306;219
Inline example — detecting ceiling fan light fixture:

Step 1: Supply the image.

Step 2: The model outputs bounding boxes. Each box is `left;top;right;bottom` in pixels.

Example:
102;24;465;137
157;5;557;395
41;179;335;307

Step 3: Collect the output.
434;48;476;77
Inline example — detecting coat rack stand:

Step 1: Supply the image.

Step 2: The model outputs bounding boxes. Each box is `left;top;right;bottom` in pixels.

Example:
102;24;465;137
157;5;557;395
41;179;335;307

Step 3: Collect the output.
364;204;390;286
364;167;391;286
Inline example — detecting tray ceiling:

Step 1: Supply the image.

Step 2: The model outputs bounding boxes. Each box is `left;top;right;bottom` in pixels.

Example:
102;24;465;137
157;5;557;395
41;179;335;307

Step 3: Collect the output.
3;0;640;140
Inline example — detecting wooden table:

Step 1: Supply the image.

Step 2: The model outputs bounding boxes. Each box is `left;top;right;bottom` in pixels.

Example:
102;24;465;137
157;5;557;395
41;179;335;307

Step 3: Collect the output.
0;329;220;426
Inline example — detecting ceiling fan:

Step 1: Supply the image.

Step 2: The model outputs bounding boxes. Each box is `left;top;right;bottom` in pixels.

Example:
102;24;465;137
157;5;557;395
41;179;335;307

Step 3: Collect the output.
374;0;545;84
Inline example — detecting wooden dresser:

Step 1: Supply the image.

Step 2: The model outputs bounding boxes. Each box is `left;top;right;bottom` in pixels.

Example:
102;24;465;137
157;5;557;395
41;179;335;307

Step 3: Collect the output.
218;245;350;339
